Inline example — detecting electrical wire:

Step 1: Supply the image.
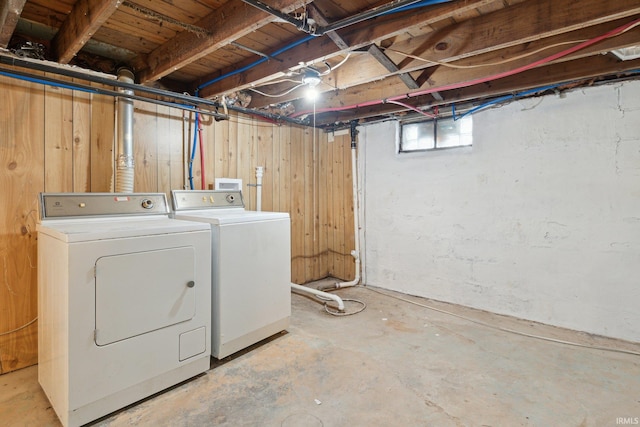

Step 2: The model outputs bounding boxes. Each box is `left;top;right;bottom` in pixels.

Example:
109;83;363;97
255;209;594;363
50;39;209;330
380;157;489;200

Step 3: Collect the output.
385;99;437;118
291;17;640;119
451;83;563;121
0;317;37;336
382;39;589;70
324;298;367;316
364;287;640;357
249;82;306;97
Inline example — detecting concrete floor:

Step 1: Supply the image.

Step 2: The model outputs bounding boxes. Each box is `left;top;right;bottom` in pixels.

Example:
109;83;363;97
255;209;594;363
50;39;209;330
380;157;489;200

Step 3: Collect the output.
2;279;640;426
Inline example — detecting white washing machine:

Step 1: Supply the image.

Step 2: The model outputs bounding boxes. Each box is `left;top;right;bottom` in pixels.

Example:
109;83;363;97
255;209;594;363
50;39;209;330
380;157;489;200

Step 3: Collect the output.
37;193;212;427
171;190;291;359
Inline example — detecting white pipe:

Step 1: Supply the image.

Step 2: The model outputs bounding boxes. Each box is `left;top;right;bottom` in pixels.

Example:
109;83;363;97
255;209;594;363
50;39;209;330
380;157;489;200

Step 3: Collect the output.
290;283;345;311
115;67;135;193
255;166;263;211
334;128;361;289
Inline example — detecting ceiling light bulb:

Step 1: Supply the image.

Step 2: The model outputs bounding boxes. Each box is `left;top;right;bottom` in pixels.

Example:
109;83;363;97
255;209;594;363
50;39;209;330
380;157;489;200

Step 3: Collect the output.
306;86;319;101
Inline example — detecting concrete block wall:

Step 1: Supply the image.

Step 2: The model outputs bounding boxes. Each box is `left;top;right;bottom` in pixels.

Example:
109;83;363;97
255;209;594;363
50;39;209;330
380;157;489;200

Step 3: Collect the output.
359;80;640;342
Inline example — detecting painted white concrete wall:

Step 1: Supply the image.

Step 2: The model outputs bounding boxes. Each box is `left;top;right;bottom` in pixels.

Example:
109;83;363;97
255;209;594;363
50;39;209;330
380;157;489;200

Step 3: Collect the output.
360;80;640;342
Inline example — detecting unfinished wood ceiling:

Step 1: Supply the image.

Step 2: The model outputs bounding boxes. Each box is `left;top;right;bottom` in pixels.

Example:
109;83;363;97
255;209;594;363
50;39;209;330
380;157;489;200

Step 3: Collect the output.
2;0;640;128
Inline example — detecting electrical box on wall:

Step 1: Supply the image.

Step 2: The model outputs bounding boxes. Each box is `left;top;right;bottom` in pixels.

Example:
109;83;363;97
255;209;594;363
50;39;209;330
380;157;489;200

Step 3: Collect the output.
215;178;242;191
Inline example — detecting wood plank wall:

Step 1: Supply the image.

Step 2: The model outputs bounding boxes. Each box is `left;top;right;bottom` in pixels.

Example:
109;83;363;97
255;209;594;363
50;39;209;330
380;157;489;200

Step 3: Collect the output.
0;71;355;374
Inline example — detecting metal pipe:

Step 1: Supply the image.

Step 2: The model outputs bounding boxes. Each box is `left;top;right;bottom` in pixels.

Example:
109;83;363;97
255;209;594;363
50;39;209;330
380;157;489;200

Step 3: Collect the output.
316;0;424;35
116;67;135;193
0;56;313;126
240;0;313;33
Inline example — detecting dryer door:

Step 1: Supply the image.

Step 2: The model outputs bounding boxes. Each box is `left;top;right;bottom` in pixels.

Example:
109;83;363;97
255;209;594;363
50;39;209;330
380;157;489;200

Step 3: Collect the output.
95;246;197;346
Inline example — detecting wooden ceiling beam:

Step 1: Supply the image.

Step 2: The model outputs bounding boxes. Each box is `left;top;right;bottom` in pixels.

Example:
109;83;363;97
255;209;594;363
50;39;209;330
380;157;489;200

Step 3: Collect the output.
0;0;27;48
51;0;122;64
198;0;497;98
138;0;310;84
367;44;420;89
312;54;640;126
199;0;640;99
249;12;640;109
308;4;350;50
298;20;640;119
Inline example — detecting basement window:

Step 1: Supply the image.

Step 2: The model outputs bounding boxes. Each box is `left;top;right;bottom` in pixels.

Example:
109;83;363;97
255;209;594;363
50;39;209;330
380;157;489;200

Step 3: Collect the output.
399;116;472;152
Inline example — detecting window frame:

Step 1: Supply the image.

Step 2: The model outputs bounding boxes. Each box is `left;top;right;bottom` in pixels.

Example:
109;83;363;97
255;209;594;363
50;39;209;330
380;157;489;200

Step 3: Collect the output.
398;116;473;153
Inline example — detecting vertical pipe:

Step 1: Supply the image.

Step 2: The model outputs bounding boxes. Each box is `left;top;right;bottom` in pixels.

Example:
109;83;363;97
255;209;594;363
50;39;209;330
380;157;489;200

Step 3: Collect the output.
321;121;361;290
256;166;264;211
115;67;135;193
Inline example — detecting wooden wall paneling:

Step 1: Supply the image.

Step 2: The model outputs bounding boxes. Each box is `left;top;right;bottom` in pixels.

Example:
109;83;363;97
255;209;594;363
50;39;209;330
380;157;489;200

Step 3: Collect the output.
331;135;345;279
289;126;305;284
303;127;313;280
198;114;216;190
133;101;158;192
236;116;253;209
170;109;185;191
317;132;327;277
271;125;281;212
249;117;259;210
182;110;192;188
0;74;44;374
213;113;226;182
156;105;173;197
200;113;215;190
227;113;238;184
44;74;73;192
324;135;334;282
256;121;273;212
90;85;114;192
278;125;291;214
343;134;355;280
317;131;329;279
72;80;91;192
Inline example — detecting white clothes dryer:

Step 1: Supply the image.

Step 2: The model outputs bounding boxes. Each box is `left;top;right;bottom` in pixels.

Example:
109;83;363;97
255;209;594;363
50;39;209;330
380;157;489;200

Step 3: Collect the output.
172;190;291;359
37;193;212;427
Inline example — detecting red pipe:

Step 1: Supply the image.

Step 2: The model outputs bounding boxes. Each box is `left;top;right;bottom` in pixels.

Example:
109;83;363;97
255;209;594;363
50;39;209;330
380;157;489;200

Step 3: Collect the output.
291;18;640;118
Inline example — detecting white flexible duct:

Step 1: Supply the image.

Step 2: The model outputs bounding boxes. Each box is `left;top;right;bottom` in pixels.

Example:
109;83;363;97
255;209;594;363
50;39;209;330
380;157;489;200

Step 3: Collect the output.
290;283;345;311
115;68;135;193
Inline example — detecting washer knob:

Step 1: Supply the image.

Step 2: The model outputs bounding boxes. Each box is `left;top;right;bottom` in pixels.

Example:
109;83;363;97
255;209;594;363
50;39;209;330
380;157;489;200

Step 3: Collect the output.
226;194;235;203
141;199;154;209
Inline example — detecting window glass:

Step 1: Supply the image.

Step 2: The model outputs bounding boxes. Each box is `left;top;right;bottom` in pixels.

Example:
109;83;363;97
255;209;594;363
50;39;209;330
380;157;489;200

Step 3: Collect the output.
400;116;472;152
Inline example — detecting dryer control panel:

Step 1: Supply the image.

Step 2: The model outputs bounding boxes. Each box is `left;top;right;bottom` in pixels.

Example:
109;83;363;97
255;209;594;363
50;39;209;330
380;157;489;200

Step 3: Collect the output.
40;193;170;219
172;190;245;211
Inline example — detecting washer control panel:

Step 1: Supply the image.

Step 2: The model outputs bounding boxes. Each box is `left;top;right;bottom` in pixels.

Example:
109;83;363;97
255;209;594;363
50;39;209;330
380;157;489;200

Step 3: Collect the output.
172;190;245;211
40;193;170;219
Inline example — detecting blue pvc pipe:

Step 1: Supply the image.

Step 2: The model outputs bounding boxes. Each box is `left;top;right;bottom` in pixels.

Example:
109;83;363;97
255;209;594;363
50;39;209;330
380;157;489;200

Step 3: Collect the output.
188;111;199;190
197;0;454;90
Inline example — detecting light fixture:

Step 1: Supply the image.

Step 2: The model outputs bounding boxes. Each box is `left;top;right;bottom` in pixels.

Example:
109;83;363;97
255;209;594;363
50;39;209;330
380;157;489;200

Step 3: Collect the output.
302;69;321;101
302;70;321;87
